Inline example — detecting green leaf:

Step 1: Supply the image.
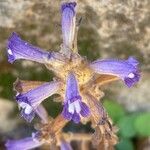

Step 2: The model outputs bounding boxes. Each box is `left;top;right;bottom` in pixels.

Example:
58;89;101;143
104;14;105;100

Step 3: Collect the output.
118;114;138;138
116;139;134;150
135;112;150;137
103;100;126;122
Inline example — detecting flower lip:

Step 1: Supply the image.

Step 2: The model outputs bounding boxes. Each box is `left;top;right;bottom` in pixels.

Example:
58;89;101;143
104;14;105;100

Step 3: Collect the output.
124;70;140;87
20;108;35;123
72;112;80;123
61;2;76;13
68;100;81;114
19;102;33;114
16;94;35;122
16;94;32;113
62;99;90;123
127;56;139;66
7;48;15;63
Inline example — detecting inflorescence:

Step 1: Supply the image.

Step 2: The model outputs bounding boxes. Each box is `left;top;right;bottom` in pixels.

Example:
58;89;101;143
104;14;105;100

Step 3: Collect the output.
5;2;140;150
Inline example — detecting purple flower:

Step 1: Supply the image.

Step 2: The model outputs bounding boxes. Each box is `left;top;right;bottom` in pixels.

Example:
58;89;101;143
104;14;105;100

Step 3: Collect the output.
7;32;52;64
62;72;90;123
5;133;43;150
16;81;61;122
90;57;140;87
60;140;73;150
61;2;76;49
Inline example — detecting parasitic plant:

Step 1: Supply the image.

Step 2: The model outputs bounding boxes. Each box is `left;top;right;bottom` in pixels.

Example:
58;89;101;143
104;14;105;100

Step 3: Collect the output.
5;2;140;150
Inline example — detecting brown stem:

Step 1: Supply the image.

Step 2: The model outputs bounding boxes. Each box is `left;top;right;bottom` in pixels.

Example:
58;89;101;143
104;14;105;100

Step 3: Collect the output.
52;115;68;134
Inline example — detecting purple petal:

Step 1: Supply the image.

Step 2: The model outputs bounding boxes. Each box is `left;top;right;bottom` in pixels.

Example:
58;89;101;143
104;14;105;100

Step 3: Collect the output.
60;140;73;150
62;101;90;123
124;71;140;87
62;104;73;120
65;72;81;103
80;102;90;117
20;108;35;123
72;112;80;124
5;137;43;150
7;32;52;64
127;56;139;66
90;57;140;87
61;2;76;48
16;81;61;122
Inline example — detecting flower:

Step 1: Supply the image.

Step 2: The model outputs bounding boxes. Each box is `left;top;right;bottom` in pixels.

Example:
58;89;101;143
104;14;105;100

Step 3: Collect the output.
5;133;43;150
7;32;52;64
62;72;90;123
16;81;61;122
61;2;76;49
90;57;140;87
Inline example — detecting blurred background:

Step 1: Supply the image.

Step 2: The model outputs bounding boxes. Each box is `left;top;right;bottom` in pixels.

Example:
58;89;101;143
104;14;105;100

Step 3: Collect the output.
0;0;150;149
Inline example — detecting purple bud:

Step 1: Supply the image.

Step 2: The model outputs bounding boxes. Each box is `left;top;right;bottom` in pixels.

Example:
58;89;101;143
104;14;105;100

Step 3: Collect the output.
61;2;76;49
7;32;52;64
5;134;43;150
62;72;90;123
90;57;140;87
16;81;61;122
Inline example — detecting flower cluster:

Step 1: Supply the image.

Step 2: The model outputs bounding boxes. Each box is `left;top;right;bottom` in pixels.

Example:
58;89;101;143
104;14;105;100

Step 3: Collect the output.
5;2;140;150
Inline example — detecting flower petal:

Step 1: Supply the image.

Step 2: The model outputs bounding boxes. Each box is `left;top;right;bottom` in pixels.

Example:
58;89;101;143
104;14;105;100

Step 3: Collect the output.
90;57;140;87
20;108;35;123
5;136;43;150
7;32;52;64
72;112;80;123
61;2;76;49
127;56;139;66
62;104;72;120
16;81;61;122
124;71;140;87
